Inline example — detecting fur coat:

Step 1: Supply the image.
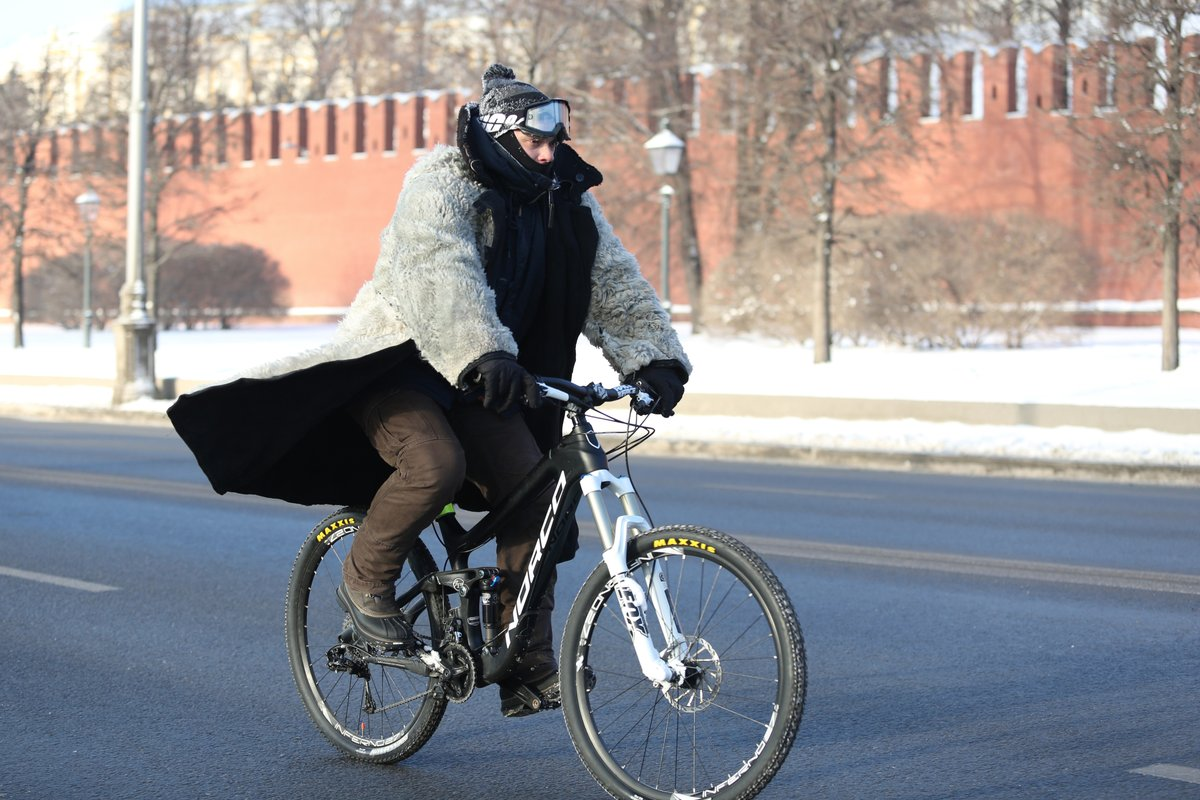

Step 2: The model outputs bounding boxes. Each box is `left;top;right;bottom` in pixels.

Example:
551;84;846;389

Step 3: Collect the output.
168;143;690;507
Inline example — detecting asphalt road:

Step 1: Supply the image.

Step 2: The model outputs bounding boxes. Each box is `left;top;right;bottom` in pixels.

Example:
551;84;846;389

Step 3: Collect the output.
1;417;1198;799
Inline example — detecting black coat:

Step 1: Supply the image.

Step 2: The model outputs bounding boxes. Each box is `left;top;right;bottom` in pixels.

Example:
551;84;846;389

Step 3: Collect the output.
167;343;413;507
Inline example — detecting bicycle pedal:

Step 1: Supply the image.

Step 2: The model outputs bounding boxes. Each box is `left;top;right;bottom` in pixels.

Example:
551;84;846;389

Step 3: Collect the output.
499;681;550;717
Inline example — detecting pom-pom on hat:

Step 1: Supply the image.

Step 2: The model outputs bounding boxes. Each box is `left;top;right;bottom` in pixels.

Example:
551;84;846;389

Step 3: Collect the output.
478;64;557;139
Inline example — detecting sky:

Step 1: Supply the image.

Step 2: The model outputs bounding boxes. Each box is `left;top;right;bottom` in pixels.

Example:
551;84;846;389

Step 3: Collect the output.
2;321;1199;469
1;2;129;56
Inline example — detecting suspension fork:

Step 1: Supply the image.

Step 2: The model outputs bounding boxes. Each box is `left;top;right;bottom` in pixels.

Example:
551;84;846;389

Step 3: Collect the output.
579;470;685;684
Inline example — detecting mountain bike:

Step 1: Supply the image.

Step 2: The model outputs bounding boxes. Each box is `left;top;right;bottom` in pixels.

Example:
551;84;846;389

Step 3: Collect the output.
284;377;806;800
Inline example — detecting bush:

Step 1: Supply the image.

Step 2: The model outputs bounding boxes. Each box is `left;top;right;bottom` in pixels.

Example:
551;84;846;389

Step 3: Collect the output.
704;211;1098;348
157;242;290;329
25;239;126;329
27;239;291;330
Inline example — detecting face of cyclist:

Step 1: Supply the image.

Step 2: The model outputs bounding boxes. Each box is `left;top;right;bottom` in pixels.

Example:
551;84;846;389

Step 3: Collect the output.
513;130;558;164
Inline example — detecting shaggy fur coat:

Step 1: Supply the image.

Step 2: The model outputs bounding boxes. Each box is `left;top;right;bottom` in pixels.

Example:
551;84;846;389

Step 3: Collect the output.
168;143;690;507
242;145;690;385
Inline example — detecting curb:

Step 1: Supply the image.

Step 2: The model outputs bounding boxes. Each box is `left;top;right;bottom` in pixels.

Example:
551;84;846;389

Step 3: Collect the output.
679;394;1200;436
4;402;1197;487
0;403;174;428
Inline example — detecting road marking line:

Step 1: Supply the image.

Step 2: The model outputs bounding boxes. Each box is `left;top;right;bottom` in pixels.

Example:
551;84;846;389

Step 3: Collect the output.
0;565;119;592
0;464;211;498
577;524;1200;596
1131;764;1200;785
735;535;1200;596
698;483;878;500
0;464;279;508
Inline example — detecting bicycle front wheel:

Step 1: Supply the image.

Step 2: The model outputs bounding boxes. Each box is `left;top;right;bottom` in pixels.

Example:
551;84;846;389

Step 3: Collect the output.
285;508;450;763
560;525;806;800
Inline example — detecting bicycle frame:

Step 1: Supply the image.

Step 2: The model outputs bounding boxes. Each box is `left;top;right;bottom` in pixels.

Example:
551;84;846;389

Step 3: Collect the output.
409;384;687;688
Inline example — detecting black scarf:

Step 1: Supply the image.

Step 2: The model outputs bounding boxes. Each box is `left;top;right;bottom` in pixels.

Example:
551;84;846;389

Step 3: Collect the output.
457;104;601;448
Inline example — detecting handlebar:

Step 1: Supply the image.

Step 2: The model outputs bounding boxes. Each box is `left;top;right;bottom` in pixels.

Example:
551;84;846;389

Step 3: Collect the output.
537;377;656;415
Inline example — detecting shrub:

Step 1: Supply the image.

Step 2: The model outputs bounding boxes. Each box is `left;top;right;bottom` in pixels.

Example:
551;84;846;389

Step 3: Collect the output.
156;241;290;329
704;211;1097;348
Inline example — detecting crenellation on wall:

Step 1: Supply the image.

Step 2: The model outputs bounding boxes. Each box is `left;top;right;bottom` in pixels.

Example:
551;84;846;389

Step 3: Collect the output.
2;40;1197;320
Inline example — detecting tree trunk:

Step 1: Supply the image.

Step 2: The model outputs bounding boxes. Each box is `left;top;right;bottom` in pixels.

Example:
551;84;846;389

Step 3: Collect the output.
9;172;33;348
1160;13;1183;371
1162;217;1179;371
676;153;705;331
637;0;705;330
813;76;839;364
9;237;24;348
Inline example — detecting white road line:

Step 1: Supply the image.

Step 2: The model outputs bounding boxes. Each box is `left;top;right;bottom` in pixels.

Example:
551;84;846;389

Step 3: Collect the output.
575;524;1200;595
1131;764;1200;785
0;565;119;592
735;535;1200;596
698;483;879;500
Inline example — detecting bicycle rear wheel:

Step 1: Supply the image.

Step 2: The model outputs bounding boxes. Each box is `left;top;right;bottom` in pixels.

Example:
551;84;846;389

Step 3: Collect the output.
285;508;450;763
560;525;805;800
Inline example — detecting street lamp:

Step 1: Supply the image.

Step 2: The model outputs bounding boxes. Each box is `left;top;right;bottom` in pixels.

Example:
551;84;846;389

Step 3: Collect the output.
643;120;685;316
75;189;101;348
114;0;157;403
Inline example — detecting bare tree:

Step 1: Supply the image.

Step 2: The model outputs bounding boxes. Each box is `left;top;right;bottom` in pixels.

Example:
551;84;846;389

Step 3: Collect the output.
707;0;944;362
1073;1;1199;370
0;51;65;348
466;0;583;83
25;236;126;329
97;0;246;324
342;0;476;94
581;0;709;330
256;0;359;100
961;0;1097;43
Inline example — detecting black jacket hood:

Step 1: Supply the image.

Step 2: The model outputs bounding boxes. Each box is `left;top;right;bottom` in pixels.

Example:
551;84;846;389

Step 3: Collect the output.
456;102;602;203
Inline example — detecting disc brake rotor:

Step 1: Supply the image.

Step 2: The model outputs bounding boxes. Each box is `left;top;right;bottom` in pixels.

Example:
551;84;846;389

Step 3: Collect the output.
662;637;721;712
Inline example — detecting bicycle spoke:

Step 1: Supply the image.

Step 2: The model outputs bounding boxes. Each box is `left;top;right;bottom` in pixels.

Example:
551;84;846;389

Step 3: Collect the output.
562;528;804;800
286;516;449;762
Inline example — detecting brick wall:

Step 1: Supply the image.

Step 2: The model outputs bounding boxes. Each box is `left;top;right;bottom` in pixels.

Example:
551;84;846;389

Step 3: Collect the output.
3;41;1197;322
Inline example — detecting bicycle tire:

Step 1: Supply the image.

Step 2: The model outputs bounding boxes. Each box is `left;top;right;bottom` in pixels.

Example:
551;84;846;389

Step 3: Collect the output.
285;508;451;763
560;525;806;800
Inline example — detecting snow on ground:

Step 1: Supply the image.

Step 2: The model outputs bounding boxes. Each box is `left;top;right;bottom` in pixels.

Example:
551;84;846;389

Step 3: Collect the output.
1;322;1199;467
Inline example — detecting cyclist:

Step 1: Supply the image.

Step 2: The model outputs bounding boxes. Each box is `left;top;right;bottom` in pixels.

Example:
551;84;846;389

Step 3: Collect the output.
169;64;690;717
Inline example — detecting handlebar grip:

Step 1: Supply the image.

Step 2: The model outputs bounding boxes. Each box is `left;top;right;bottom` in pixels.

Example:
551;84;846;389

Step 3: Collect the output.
535;377;651;413
636;391;656;414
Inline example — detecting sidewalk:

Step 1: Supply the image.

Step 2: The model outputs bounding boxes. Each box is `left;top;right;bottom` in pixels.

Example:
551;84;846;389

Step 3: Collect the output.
2;323;1199;485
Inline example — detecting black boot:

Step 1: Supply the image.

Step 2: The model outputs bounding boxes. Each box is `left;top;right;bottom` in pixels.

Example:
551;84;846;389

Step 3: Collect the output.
499;666;561;718
336;582;415;647
499;663;597;718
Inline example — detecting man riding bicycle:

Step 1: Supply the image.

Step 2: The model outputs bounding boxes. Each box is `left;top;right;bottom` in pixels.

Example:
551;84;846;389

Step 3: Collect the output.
169;64;690;717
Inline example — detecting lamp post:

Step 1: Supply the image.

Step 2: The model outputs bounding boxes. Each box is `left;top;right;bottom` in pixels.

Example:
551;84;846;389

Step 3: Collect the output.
643;120;685;316
75;189;101;348
114;0;157;403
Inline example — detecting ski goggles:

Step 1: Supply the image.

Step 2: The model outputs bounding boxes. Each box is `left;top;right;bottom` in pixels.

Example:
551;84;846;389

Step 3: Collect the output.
517;98;571;140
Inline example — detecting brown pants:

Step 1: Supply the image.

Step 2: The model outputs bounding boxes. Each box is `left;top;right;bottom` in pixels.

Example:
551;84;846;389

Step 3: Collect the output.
343;387;556;673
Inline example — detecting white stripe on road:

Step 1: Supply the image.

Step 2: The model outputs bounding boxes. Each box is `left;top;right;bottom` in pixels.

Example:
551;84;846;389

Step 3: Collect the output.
735;535;1200;596
0;565;119;592
1131;764;1200;785
698;483;879;500
577;524;1200;595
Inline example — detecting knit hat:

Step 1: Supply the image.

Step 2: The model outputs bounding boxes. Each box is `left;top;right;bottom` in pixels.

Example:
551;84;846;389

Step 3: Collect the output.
478;64;568;139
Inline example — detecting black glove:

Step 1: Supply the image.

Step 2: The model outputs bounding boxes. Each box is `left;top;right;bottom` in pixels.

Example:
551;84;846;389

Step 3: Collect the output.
631;362;687;417
472;353;542;413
